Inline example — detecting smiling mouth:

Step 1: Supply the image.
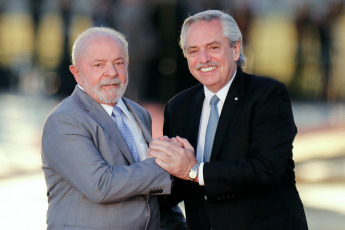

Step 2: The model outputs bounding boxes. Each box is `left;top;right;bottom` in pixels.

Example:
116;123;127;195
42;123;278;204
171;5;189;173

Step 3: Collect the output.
103;83;117;86
200;66;216;72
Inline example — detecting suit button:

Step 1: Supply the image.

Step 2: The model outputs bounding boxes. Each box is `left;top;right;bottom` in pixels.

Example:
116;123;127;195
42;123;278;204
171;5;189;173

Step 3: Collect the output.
204;195;207;201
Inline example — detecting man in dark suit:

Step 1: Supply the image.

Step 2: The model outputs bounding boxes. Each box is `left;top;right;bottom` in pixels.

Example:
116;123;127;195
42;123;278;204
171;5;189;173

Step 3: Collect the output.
148;10;308;230
41;27;186;230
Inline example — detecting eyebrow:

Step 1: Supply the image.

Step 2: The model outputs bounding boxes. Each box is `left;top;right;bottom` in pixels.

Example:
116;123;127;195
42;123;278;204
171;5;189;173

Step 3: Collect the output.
93;59;106;63
187;41;221;50
207;41;221;46
92;57;125;62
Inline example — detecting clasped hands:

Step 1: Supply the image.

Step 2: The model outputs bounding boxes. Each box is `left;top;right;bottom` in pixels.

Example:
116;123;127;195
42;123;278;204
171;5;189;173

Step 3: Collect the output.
148;136;197;181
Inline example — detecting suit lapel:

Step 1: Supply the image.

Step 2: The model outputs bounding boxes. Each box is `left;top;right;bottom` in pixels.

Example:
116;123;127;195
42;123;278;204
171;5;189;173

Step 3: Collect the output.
211;69;246;161
182;86;204;150
73;87;136;164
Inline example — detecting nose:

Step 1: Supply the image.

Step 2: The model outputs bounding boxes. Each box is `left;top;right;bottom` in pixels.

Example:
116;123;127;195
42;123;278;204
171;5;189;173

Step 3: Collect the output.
199;49;212;63
106;63;118;77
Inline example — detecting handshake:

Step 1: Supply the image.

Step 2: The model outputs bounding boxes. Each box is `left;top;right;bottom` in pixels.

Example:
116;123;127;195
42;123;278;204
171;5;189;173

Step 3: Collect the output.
148;136;199;182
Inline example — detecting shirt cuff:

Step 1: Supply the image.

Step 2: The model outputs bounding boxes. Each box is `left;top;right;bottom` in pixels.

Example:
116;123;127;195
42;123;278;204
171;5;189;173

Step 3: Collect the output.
198;162;205;186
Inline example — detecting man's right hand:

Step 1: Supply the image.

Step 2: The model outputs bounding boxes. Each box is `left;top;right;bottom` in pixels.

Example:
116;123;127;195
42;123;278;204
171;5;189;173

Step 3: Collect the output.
148;136;197;181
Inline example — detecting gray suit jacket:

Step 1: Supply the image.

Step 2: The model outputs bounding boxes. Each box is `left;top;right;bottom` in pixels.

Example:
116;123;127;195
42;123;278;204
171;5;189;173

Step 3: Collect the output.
41;86;172;230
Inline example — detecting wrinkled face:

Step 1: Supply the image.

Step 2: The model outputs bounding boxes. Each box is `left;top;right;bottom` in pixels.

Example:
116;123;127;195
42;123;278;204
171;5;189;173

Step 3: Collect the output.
185;20;240;93
70;35;128;105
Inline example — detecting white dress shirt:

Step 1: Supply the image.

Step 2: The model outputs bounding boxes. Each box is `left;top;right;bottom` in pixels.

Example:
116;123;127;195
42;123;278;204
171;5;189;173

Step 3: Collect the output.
197;70;236;185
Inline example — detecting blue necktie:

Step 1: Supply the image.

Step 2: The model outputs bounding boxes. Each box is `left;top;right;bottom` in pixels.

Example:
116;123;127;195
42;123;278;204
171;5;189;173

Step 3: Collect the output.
112;106;140;162
204;95;220;162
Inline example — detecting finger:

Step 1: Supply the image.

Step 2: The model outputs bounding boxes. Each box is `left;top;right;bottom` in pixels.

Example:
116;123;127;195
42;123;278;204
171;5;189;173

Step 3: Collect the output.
171;137;183;147
159;136;171;142
176;136;194;150
147;150;152;158
153;138;183;149
150;138;168;146
147;148;162;158
152;136;165;142
150;140;183;155
149;138;161;148
148;149;176;164
149;142;172;155
147;148;155;158
149;139;161;148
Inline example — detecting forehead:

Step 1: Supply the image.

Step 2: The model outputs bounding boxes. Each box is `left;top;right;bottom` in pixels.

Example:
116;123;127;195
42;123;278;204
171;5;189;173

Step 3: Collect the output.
84;35;126;59
185;20;226;47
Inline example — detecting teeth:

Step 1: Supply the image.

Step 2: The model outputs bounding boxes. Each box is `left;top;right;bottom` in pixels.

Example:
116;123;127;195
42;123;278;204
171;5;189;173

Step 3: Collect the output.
200;67;216;72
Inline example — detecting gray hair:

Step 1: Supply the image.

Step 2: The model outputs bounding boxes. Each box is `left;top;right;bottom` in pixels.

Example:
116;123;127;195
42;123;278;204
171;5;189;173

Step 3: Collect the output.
179;10;246;70
71;27;129;65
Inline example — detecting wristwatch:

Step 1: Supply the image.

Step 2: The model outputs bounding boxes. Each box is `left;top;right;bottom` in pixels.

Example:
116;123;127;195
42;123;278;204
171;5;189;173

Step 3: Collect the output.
188;162;200;182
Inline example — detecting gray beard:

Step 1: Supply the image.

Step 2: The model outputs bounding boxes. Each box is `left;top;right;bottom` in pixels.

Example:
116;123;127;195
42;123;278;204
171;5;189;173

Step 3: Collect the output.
82;77;129;104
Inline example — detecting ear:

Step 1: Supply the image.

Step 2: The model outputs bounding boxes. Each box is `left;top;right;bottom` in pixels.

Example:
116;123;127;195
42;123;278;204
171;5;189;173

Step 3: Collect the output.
232;40;241;62
69;65;82;85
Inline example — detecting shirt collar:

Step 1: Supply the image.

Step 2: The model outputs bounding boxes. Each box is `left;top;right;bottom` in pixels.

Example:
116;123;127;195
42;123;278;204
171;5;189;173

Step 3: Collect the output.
101;99;132;120
203;69;237;105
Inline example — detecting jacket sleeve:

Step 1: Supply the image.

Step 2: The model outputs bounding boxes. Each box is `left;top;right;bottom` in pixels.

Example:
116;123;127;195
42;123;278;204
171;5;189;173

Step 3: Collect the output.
42;112;171;204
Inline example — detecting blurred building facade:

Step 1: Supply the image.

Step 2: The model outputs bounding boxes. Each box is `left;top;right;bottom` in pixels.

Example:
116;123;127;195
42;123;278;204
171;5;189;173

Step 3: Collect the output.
0;0;344;102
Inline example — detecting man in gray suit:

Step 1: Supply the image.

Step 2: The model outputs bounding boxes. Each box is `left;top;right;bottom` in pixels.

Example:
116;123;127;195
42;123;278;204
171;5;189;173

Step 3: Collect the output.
41;27;179;230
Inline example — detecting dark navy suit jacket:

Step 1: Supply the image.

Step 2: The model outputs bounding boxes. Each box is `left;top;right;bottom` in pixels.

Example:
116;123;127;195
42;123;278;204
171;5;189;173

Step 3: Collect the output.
161;69;308;230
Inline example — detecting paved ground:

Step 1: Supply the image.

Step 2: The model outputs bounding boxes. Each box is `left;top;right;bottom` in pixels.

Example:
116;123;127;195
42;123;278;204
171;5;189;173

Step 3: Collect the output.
0;91;345;229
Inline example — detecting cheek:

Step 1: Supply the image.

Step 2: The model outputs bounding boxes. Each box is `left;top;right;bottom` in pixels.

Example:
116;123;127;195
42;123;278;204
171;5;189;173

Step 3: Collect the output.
86;74;98;84
119;71;128;83
187;59;196;72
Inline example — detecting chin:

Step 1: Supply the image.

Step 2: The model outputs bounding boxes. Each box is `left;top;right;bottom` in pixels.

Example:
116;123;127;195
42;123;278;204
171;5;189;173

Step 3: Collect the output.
96;92;118;105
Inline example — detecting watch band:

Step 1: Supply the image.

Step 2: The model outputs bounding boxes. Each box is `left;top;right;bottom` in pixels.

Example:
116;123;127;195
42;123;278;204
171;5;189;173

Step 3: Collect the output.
188;162;200;181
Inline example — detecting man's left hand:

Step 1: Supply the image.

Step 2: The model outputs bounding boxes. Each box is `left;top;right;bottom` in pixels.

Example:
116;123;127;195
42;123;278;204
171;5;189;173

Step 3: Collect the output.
148;136;197;181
